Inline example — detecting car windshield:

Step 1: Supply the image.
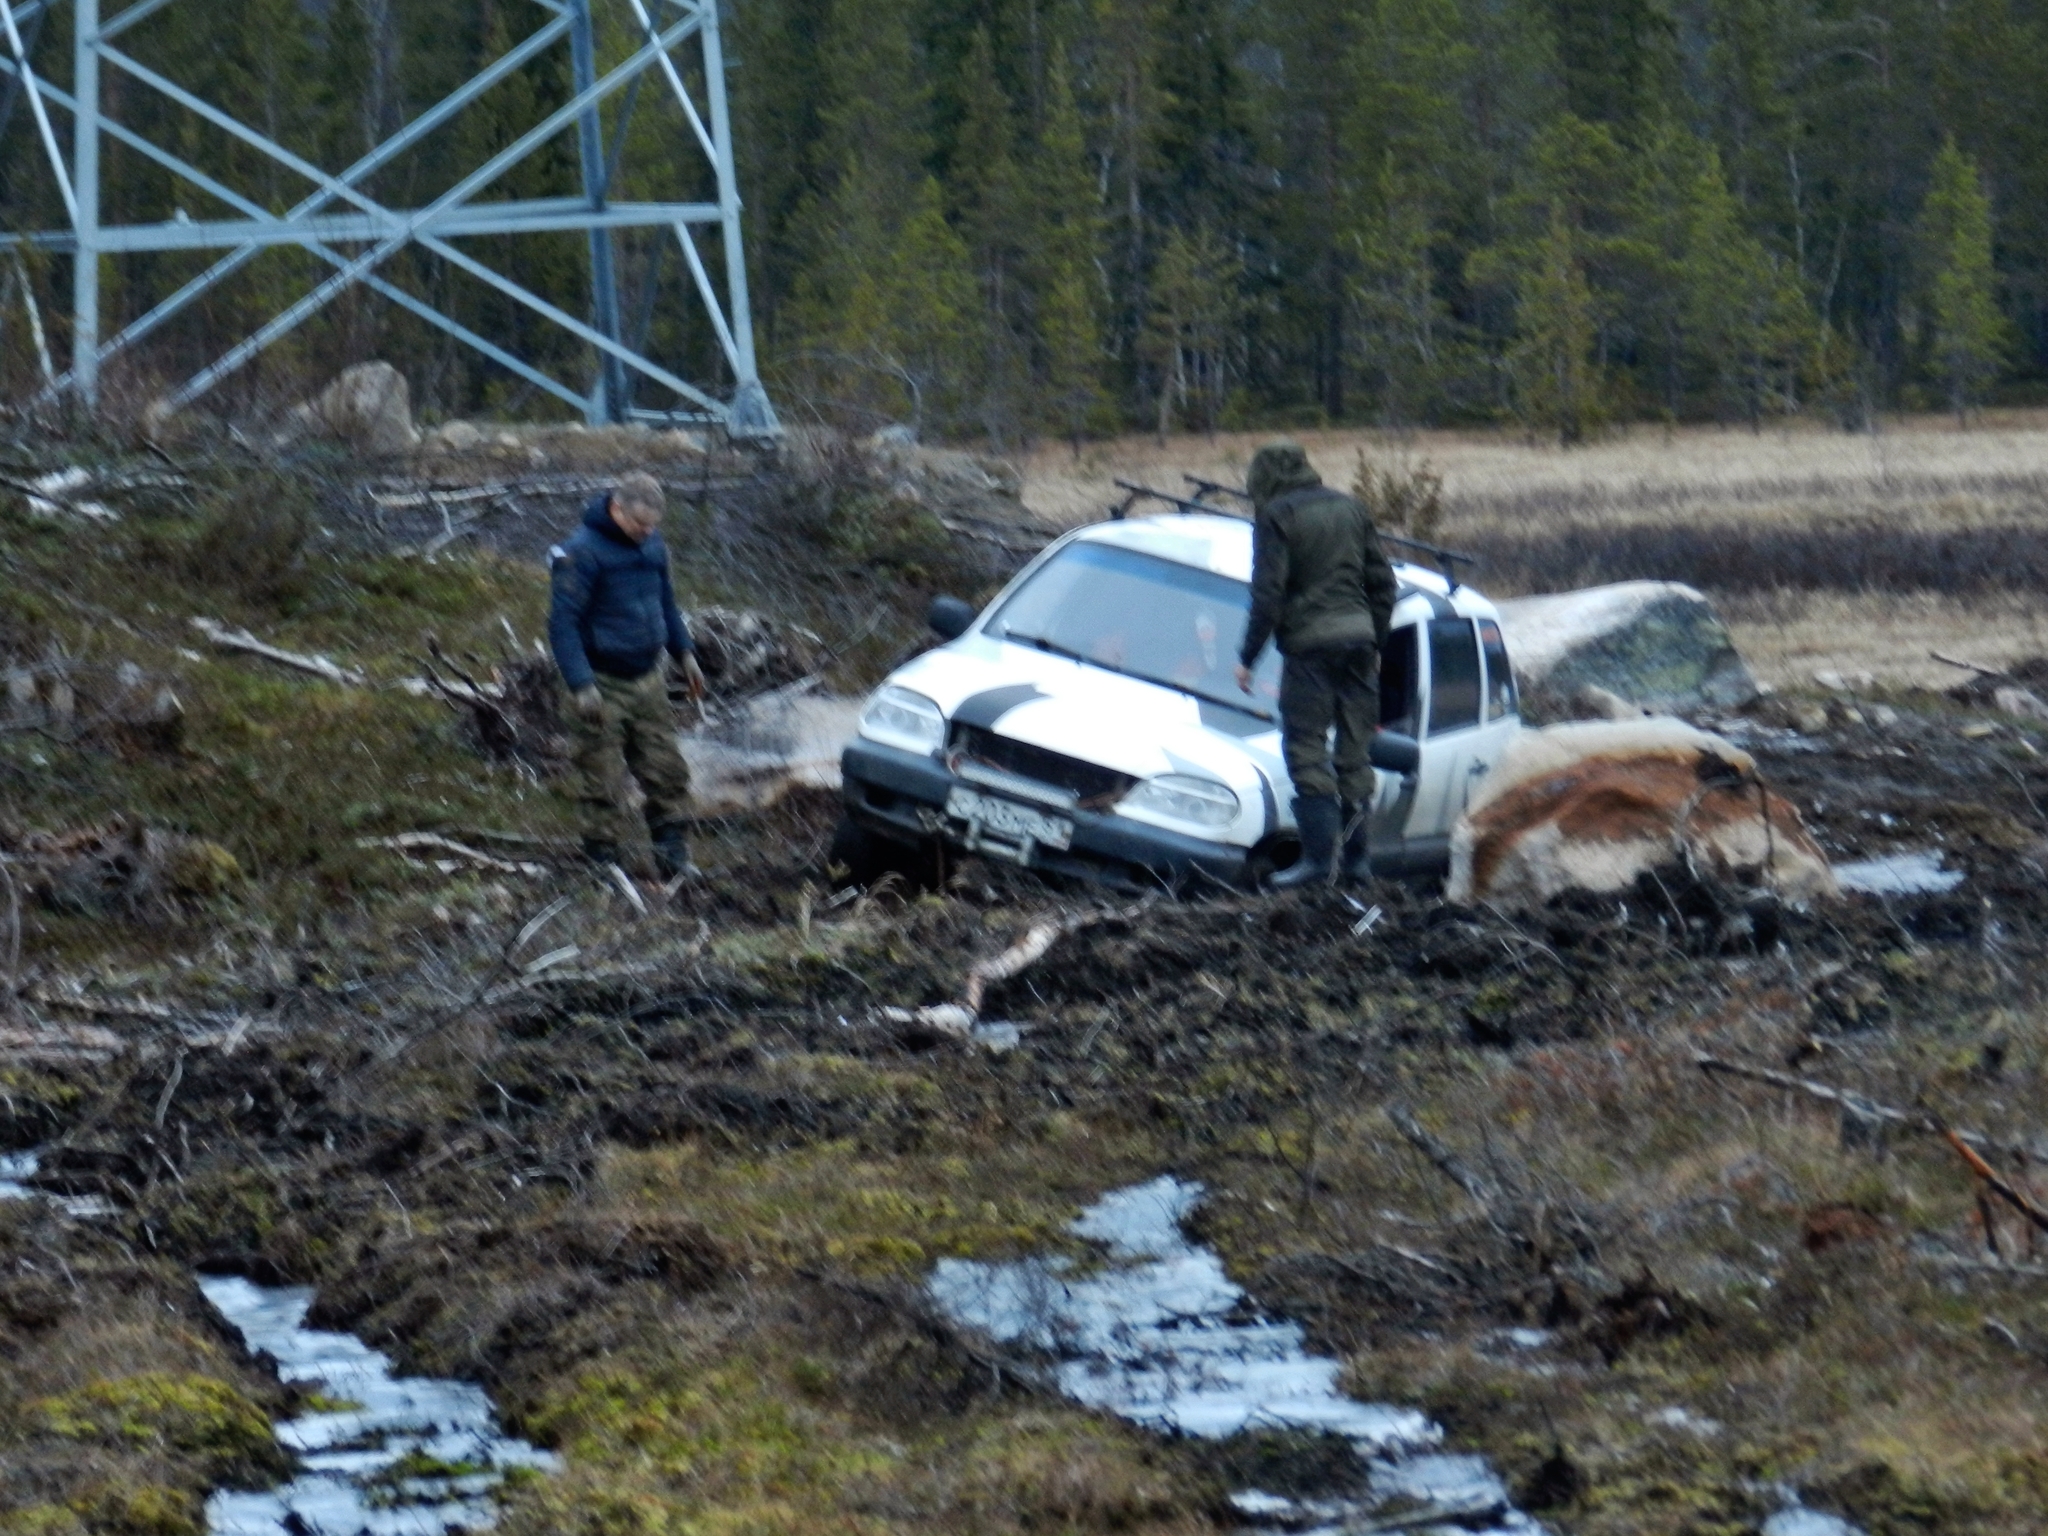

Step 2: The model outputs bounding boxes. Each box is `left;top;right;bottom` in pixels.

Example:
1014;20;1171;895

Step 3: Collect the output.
986;541;1281;717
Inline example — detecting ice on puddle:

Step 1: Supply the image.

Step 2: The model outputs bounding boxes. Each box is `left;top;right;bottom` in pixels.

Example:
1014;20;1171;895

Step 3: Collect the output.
928;1176;1543;1533
1833;851;1964;896
200;1274;557;1536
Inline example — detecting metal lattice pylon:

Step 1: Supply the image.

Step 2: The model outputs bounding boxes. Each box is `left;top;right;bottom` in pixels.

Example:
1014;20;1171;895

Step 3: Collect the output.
0;0;778;434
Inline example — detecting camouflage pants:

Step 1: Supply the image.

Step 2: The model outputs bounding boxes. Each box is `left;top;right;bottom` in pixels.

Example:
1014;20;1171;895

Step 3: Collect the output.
1279;646;1381;801
568;668;692;844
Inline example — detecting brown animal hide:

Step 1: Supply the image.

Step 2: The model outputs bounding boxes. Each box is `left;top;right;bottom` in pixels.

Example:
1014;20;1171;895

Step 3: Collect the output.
1448;719;1833;908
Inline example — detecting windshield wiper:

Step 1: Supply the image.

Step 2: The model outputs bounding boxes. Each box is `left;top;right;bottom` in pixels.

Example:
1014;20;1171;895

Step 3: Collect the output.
1001;631;1274;723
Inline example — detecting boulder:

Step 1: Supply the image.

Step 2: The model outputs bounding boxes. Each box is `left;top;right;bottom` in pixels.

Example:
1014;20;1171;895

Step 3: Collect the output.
1495;581;1757;716
1447;717;1835;909
291;361;421;455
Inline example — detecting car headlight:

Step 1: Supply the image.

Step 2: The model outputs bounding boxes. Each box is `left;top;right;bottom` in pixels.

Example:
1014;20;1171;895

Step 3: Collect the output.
1122;773;1240;828
858;685;946;754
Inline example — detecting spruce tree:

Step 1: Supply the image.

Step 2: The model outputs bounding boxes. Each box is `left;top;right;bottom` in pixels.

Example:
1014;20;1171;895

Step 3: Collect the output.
1505;209;1600;444
1677;144;1809;426
1915;136;2009;423
1142;224;1242;439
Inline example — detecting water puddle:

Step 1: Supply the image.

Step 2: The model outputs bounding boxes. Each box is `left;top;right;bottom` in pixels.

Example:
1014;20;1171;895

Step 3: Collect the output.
1833;850;1965;896
0;1148;116;1218
927;1177;1541;1533
1762;1505;1865;1536
200;1275;558;1535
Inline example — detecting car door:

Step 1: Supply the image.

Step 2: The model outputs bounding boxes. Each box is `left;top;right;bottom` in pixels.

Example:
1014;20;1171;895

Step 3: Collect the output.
1369;622;1422;856
1466;617;1521;796
1409;617;1489;844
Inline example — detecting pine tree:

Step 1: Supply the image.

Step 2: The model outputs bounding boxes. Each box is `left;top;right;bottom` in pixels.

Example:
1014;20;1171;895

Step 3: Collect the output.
1915;136;2009;423
1032;49;1108;449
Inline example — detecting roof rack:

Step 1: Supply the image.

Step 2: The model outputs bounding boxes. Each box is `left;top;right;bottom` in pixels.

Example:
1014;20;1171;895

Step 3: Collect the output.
1177;476;1479;592
1108;478;1242;521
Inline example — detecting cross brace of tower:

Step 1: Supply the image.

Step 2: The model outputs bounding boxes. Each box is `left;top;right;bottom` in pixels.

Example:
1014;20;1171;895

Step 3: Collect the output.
0;0;778;435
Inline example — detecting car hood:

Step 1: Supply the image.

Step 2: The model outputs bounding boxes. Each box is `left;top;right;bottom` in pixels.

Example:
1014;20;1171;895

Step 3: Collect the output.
886;634;1285;793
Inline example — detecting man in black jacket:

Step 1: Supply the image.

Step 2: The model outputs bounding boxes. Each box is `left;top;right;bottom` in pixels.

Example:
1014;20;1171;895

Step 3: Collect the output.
548;471;707;877
1234;442;1398;889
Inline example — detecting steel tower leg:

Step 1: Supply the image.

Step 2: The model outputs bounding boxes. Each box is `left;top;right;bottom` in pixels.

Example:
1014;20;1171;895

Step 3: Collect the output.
70;0;96;406
700;0;774;436
569;0;626;424
0;0;775;434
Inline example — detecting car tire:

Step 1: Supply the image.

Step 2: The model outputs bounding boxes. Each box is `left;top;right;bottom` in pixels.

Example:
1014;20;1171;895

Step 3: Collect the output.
827;814;943;892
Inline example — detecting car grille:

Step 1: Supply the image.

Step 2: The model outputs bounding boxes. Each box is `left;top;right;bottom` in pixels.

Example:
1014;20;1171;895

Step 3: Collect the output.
948;725;1134;809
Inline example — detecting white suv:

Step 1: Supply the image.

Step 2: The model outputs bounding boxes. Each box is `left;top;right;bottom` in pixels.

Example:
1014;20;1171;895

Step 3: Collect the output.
834;510;1521;891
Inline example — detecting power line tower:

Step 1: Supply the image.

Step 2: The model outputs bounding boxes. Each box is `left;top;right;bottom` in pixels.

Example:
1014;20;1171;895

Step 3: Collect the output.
0;0;778;435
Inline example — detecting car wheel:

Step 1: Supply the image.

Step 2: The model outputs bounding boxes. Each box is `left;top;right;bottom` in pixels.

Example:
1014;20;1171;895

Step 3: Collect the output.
827;814;944;892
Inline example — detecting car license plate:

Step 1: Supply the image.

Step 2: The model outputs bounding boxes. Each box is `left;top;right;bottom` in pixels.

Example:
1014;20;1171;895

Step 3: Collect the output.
945;786;1074;851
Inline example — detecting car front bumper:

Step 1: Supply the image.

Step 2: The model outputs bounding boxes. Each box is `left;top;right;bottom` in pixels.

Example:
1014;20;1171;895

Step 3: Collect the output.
840;739;1252;892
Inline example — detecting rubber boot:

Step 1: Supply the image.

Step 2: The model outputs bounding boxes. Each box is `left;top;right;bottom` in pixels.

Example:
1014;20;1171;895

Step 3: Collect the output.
651;823;703;882
582;836;620;868
1270;795;1340;891
1339;801;1373;885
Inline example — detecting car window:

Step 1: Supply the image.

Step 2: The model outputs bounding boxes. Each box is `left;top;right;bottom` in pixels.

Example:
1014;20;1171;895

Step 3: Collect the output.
986;542;1281;716
1426;619;1481;735
1479;619;1516;721
1379;624;1418;735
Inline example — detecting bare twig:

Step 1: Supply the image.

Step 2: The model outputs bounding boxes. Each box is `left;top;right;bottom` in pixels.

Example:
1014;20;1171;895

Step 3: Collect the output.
1388;1103;1495;1207
1695;1054;2029;1159
795;1265;1050;1394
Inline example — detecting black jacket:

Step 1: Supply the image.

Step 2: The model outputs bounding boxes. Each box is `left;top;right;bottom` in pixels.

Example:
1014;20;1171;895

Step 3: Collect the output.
548;497;693;690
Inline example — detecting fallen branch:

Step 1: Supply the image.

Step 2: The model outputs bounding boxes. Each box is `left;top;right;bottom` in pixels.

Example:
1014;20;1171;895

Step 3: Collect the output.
875;903;1146;1042
0;1022;126;1061
191;618;365;686
1939;1124;2048;1237
0;468;116;520
1931;651;2004;678
1695;1054;2029;1159
358;832;547;876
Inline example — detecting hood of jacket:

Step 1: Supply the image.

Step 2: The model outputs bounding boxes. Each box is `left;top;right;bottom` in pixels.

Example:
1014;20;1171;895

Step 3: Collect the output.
582;493;636;544
1247;442;1322;510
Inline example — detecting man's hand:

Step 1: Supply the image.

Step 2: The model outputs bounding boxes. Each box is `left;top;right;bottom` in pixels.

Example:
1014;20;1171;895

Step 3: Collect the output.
572;685;604;721
1234;663;1254;695
680;651;708;701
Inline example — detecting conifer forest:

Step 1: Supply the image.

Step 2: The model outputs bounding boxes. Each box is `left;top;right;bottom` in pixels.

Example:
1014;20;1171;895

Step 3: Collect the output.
1;0;2045;444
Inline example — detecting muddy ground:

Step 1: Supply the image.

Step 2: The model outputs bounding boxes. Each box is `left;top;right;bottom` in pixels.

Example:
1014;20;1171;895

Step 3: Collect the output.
5;440;2048;1535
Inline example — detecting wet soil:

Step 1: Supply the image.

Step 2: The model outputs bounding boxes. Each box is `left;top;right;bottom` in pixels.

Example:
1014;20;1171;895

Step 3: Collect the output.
8;697;2048;1533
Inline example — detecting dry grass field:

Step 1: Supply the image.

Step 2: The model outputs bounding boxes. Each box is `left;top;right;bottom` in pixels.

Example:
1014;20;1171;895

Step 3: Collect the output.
1016;414;2048;691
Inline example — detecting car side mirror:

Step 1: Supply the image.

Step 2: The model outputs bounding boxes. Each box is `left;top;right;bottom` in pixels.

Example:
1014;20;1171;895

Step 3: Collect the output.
1369;730;1420;774
927;595;975;642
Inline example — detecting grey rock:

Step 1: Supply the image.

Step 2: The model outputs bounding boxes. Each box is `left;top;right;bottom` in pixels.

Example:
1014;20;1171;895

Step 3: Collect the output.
1497;581;1758;716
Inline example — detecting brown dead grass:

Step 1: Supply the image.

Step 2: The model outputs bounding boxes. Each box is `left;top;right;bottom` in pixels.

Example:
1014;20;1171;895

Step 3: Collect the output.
1018;412;2048;533
1018;415;2048;690
1724;591;2048;691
